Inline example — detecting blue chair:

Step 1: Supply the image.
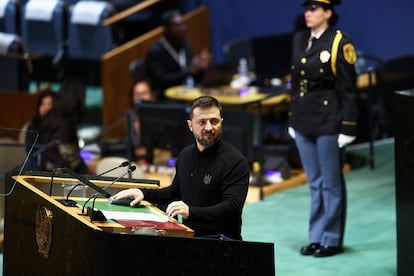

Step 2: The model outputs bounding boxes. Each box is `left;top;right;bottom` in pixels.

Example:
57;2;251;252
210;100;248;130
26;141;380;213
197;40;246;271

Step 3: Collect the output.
21;0;67;57
0;32;30;91
21;0;68;81
0;0;20;34
67;0;118;60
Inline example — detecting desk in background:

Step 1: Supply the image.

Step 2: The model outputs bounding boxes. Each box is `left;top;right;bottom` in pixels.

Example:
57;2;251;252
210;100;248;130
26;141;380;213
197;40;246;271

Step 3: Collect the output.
165;85;291;111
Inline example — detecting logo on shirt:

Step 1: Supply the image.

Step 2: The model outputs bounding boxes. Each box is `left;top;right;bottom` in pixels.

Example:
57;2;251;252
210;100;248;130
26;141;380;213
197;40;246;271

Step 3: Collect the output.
203;174;212;185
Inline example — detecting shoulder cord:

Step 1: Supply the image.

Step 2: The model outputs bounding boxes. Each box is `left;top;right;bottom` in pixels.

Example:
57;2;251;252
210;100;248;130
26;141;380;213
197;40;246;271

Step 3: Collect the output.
331;30;343;77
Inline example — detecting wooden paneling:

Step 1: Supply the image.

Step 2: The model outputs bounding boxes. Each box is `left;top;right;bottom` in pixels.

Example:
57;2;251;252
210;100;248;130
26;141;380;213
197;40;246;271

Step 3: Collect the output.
0;85;50;139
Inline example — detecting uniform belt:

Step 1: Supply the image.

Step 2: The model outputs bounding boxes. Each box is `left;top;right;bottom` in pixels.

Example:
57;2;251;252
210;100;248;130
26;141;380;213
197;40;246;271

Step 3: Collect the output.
300;79;335;92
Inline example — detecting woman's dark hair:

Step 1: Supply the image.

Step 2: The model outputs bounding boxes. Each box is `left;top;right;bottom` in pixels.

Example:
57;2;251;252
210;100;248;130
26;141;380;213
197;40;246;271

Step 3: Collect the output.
57;74;86;124
329;10;339;25
31;90;56;127
189;96;223;119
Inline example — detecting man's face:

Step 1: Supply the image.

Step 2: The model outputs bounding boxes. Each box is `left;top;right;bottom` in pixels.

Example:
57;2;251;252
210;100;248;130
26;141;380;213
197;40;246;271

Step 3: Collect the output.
132;82;154;105
187;106;223;151
165;15;187;44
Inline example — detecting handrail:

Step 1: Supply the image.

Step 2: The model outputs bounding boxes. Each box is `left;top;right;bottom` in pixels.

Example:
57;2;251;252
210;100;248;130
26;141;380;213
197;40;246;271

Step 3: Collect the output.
103;0;160;26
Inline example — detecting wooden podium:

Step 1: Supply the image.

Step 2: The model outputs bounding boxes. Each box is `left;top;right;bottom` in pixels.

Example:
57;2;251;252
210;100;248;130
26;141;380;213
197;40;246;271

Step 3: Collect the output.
4;173;275;275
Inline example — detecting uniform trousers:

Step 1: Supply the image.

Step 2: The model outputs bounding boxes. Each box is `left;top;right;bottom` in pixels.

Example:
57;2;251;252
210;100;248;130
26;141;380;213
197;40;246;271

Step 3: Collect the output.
294;131;346;247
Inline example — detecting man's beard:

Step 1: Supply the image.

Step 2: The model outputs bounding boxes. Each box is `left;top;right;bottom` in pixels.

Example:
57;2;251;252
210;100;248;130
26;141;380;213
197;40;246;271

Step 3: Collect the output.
194;131;221;148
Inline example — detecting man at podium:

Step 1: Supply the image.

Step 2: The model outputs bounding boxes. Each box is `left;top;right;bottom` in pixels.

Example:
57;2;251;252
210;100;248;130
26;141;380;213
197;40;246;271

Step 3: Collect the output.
112;96;250;240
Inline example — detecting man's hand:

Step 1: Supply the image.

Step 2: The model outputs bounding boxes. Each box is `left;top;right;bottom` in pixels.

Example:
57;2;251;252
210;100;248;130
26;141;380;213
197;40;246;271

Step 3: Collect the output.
111;188;144;206
166;201;189;219
191;48;212;74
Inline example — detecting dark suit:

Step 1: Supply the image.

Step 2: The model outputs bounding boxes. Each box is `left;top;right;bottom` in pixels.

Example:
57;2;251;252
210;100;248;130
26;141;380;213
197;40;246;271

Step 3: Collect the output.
289;27;358;247
145;37;202;101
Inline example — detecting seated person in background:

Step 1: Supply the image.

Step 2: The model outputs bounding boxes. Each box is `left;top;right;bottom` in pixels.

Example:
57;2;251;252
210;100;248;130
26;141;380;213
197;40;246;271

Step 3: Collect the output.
145;9;212;101
26;90;86;173
125;79;156;161
112;96;250;240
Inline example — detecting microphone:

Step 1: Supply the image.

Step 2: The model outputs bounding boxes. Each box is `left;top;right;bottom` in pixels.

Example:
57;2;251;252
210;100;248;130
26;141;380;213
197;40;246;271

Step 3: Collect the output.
102;165;136;190
55;167;111;207
96;161;130;177
63;161;131;205
81;165;137;221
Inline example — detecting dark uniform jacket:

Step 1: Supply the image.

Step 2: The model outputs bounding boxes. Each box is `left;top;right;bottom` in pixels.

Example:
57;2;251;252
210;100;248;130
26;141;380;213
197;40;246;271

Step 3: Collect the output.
289;27;358;137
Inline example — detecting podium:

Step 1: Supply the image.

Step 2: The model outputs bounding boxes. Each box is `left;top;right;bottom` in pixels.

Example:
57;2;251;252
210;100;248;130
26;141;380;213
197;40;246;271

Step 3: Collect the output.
4;173;275;275
395;90;414;276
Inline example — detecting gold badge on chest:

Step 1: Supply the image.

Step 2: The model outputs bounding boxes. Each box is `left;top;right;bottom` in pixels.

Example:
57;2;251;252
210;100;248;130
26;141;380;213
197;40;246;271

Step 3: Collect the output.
320;50;331;63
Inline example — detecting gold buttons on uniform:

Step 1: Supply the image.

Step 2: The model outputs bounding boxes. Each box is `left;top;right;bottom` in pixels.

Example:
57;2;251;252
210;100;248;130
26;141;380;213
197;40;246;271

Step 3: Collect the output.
323;100;328;106
320;68;324;73
299;79;307;96
301;57;307;64
300;70;305;76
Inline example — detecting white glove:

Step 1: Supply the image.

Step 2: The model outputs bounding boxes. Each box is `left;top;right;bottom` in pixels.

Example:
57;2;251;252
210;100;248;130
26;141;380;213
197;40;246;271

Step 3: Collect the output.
288;127;296;139
338;134;356;148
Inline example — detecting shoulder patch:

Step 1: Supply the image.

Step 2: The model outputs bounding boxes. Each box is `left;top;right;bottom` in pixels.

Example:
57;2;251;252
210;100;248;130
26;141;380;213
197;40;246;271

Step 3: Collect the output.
343;43;356;64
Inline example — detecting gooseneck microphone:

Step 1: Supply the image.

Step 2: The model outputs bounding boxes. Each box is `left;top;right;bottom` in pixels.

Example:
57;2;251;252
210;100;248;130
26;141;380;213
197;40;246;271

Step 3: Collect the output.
81;165;137;221
54;167;110;207
61;161;131;207
96;161;130;177
102;165;136;190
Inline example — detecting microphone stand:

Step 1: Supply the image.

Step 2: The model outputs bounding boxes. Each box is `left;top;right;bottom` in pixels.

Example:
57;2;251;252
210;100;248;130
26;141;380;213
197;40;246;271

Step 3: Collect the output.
59;161;132;207
96;161;130;177
60;183;86;207
53;167;110;207
81;166;136;221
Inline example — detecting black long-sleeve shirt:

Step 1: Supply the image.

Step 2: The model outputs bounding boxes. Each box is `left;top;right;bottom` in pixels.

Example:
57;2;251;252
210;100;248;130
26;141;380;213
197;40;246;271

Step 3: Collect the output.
143;139;250;240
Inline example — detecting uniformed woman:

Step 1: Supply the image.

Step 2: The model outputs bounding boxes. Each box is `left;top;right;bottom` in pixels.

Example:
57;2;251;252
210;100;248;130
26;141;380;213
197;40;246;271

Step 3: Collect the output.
288;0;358;257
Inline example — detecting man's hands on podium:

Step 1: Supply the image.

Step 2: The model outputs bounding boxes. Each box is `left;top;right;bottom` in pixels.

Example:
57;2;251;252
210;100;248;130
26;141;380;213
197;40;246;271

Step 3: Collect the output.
166;201;189;219
112;189;189;219
112;188;144;207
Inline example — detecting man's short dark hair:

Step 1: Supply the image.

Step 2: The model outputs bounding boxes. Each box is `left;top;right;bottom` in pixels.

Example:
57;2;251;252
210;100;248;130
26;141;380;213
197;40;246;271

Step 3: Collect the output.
160;10;182;27
189;96;223;119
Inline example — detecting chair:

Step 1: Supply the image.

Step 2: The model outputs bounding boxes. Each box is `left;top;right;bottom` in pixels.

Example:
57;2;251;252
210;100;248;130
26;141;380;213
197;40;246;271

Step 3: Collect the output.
223;33;293;82
129;58;146;83
96;156;146;179
0;0;20;34
67;0;118;60
0;31;30;91
66;0;119;85
21;0;68;82
222;37;253;65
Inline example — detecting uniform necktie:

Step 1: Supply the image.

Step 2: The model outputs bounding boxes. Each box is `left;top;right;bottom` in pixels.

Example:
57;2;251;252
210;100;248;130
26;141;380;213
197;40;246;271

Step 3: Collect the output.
306;36;316;51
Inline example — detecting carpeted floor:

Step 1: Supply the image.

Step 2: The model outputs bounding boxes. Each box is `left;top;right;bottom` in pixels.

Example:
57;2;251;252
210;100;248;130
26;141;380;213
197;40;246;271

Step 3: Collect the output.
241;139;396;275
